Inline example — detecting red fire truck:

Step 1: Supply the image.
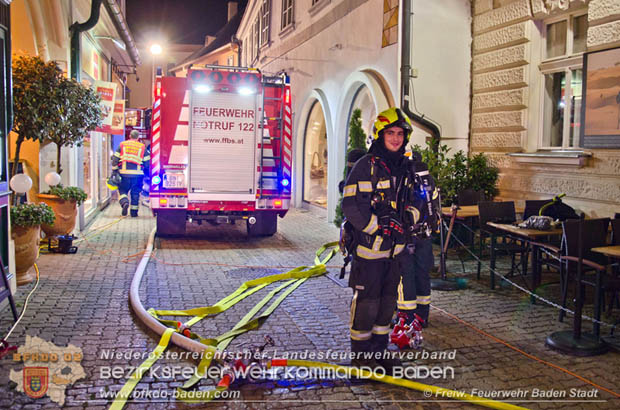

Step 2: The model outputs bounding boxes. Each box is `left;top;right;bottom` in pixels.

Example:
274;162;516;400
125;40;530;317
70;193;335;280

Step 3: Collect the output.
149;65;292;236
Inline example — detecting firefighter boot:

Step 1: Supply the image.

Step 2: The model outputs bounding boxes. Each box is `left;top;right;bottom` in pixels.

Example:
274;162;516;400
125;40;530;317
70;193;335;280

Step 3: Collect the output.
130;205;139;218
414;305;430;328
371;333;401;375
121;202;129;216
350;340;381;370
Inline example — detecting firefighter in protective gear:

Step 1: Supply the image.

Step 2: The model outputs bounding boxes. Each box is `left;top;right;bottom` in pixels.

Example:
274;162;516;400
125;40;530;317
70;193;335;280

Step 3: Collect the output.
397;156;440;327
111;130;150;217
341;107;412;372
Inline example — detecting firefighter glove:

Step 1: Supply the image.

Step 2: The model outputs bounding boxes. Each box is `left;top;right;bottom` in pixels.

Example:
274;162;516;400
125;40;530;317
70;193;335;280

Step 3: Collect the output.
372;196;393;219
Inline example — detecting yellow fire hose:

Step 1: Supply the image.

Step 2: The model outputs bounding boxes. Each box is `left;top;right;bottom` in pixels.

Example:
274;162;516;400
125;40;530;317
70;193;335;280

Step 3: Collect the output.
114;235;529;410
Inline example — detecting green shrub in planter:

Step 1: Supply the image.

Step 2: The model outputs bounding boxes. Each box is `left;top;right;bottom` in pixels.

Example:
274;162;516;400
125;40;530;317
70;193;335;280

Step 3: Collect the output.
10;202;55;227
466;152;499;202
45;185;88;206
412;137;499;205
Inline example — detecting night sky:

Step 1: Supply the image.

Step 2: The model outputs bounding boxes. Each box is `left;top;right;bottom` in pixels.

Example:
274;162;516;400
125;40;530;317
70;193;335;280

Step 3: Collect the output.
126;0;247;45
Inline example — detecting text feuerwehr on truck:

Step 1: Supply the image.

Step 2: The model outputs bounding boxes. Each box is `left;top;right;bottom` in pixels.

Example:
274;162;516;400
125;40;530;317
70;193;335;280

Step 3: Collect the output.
149;66;292;236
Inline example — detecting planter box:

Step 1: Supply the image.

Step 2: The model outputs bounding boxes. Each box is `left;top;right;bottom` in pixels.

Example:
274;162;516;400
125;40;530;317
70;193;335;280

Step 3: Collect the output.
38;194;77;237
11;224;40;286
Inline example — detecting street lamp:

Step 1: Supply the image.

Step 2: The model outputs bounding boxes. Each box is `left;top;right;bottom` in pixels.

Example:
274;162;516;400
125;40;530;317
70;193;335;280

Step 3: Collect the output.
150;44;162;55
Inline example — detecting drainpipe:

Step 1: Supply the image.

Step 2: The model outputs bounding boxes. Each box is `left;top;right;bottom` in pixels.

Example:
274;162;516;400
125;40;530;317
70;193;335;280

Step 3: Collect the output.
400;0;440;153
69;0;103;81
231;36;242;67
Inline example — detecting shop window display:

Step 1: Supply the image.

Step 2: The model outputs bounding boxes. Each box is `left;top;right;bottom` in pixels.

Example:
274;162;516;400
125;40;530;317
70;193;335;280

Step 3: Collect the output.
303;101;328;207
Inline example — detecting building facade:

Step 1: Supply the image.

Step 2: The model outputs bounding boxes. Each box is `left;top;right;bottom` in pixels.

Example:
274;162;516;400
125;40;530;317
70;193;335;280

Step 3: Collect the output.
168;2;243;78
471;0;620;217
9;0;140;232
236;0;472;222
233;0;619;220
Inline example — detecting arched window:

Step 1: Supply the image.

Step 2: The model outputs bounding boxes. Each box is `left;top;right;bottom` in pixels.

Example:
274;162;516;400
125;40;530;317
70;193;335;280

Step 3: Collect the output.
303;101;328;207
349;84;376;148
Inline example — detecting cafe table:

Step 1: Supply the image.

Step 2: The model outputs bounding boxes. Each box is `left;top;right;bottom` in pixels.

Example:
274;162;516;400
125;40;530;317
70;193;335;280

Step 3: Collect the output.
485;222;562;291
591;245;620;258
436;204;528;291
440;204;526;252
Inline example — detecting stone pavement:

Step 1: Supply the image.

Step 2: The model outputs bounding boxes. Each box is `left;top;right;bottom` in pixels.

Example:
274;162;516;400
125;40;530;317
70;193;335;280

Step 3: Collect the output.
1;202;619;409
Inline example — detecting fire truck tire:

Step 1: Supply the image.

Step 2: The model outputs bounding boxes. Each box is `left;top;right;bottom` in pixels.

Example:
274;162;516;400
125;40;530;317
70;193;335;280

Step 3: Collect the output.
247;211;277;236
156;210;187;236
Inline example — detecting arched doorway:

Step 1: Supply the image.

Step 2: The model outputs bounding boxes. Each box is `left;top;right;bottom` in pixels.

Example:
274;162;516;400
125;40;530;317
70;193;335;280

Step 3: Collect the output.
303;101;328;207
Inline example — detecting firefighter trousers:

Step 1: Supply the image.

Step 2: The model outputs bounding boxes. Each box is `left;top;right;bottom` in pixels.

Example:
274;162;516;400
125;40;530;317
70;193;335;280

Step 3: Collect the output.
119;174;144;216
397;238;433;324
349;257;400;356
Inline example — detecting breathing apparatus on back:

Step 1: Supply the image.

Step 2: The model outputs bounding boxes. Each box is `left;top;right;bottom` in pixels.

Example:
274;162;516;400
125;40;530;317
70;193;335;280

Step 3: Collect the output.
405;160;440;240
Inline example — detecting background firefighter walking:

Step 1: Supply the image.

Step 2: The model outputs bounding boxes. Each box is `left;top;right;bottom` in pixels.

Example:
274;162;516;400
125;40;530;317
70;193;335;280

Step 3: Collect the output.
111;130;150;217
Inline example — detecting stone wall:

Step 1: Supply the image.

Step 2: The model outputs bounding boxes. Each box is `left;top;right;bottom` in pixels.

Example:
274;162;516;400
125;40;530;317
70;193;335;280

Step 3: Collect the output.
471;0;620;217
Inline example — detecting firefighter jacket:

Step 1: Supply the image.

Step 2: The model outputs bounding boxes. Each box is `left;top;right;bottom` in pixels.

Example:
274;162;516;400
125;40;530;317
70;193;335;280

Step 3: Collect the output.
342;154;406;260
112;140;150;176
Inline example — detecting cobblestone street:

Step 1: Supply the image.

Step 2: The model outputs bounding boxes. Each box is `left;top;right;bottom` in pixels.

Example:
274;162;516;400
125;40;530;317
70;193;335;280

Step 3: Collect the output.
1;202;619;409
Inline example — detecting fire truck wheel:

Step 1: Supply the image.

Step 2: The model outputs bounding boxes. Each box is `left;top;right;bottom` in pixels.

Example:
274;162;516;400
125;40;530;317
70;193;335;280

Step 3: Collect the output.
156;210;187;236
247;211;277;237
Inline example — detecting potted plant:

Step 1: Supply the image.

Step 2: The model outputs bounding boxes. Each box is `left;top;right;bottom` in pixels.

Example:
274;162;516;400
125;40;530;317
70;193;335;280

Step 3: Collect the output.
11;55;64;178
46;66;103;175
10;203;55;285
412;137;499;206
12;55;102;176
12;54;102;236
38;185;87;236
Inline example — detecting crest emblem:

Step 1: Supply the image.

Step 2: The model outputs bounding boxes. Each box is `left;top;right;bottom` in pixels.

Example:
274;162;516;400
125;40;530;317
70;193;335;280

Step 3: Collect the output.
23;367;48;398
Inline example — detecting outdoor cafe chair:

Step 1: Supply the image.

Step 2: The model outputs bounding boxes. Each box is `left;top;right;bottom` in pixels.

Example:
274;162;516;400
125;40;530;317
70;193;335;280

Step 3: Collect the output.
523;199;564;277
523;199;550;220
476;201;529;289
444;188;485;260
558;218;611;334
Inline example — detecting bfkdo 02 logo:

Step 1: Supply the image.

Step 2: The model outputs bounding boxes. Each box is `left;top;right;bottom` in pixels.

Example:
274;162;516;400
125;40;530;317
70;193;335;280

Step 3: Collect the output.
23;367;49;399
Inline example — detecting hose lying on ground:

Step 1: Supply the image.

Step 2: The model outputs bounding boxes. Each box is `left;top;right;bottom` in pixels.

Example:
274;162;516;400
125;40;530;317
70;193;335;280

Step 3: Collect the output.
121;227;528;410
